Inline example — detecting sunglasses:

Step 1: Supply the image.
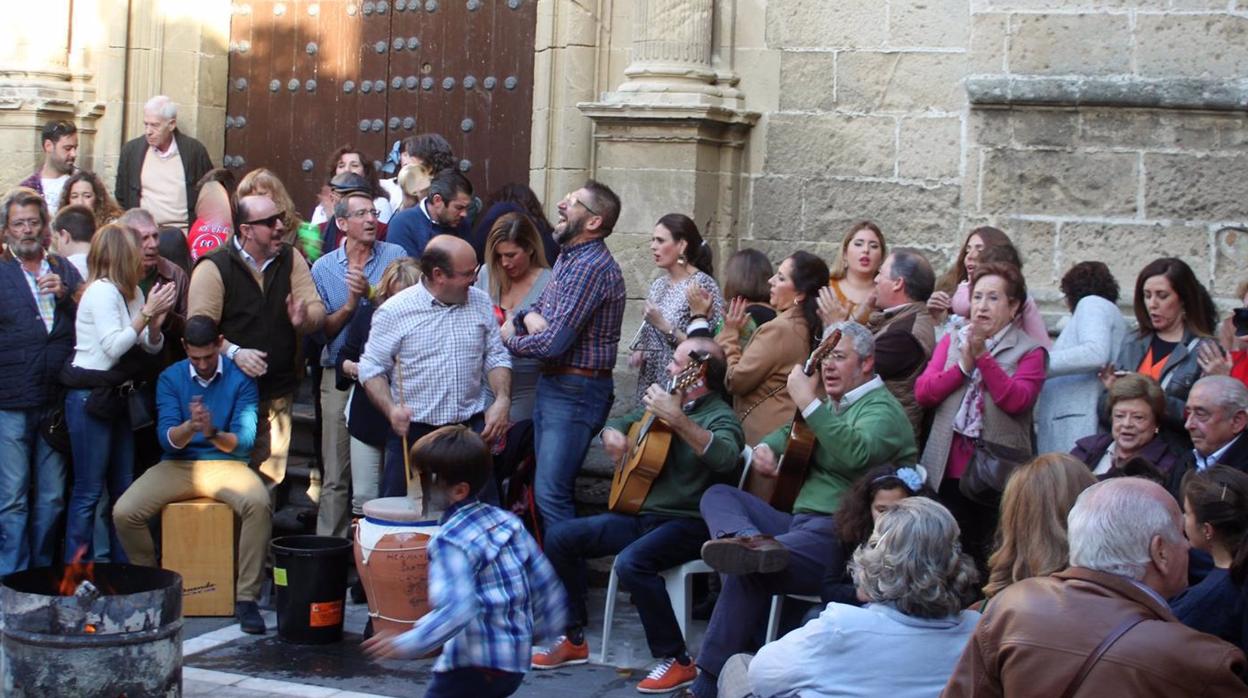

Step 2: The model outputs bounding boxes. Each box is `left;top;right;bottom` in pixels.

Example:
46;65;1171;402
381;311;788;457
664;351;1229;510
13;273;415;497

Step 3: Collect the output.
243;211;285;228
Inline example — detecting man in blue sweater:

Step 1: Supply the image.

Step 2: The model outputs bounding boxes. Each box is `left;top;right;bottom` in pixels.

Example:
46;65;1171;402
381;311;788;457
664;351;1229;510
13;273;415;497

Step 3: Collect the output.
113;315;271;634
385;169;473;257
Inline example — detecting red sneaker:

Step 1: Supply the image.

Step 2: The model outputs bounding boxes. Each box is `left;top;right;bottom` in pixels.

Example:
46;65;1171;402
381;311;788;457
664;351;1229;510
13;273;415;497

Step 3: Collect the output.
530;636;590;670
636;657;697;693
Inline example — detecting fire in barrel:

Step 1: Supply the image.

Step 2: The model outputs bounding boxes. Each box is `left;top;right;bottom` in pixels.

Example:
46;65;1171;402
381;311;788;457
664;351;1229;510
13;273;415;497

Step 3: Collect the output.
1;553;183;697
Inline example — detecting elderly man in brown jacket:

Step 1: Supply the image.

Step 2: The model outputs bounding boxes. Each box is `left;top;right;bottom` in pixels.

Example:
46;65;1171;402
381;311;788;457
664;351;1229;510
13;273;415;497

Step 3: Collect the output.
942;478;1246;697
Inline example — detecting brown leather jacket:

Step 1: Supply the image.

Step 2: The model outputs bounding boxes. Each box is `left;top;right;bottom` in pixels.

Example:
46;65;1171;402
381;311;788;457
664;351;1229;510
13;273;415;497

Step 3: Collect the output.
716;305;811;444
943;567;1247;698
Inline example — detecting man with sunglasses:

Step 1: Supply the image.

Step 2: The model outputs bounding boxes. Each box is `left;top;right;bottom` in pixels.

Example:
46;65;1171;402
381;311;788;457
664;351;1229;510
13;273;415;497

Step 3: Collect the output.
19;120;79;214
310;192;406;538
188;194;326;490
501;180;626;527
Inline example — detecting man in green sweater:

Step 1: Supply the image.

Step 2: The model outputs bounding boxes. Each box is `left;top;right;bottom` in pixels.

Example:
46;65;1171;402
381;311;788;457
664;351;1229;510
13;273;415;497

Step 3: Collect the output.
686;321;918;698
531;337;744;694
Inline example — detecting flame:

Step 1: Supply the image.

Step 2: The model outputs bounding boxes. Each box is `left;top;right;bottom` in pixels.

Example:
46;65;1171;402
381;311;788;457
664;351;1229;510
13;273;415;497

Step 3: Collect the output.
58;545;94;597
84;625;97;634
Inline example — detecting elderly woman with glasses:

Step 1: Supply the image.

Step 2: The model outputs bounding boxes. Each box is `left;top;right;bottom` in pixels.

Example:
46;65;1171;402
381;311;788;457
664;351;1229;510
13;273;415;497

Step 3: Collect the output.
716;497;980;698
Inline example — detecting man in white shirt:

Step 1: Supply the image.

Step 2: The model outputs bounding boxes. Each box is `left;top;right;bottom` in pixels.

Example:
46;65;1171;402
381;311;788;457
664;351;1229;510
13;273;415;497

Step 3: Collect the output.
19;120;78;214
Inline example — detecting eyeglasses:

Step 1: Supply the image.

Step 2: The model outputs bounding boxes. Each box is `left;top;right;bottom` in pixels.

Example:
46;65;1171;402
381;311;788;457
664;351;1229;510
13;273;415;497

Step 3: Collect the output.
346;208;380;220
447;264;482;281
564;192;599;216
243;211;285;228
7;218;43;232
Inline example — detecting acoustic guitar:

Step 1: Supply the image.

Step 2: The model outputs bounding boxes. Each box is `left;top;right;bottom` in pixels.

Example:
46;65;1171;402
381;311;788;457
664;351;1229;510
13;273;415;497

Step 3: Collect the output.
608;350;710;514
745;329;843;512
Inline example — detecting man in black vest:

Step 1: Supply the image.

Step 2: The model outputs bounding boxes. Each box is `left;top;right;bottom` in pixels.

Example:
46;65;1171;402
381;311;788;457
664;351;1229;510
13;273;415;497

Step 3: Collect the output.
188;194;325;487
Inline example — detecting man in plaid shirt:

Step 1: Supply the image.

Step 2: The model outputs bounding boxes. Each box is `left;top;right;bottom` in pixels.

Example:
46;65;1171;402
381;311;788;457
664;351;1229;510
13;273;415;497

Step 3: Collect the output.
364;425;566;697
502;179;626;526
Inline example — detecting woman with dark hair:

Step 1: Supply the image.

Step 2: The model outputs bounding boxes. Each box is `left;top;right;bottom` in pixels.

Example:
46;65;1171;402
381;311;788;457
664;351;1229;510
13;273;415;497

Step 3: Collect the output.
628;213;723;404
1035;261;1128;453
309;145;394;225
917;261;1047;567
825;221;886;325
821;463;936;604
476;212;552;422
1101;257;1219;449
1071;372;1183;477
714;251;828;443
469;183;558;266
928;226;1051;348
1171;465;1248;653
58;170;123;225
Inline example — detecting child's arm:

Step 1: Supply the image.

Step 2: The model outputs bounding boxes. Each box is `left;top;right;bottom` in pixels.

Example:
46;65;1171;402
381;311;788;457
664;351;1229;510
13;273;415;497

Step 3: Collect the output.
386;544;477;658
523;534;569;642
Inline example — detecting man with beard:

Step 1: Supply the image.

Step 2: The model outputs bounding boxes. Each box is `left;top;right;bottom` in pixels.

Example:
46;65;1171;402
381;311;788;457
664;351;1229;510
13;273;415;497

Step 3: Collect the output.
501;180;626;526
20;120;79;214
0;187;83;575
385;169;473;258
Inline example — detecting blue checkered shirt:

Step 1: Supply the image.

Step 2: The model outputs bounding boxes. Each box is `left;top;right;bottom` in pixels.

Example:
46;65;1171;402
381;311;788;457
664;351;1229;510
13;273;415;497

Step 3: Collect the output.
21;258;55;332
310;240;407;366
392;500;568;673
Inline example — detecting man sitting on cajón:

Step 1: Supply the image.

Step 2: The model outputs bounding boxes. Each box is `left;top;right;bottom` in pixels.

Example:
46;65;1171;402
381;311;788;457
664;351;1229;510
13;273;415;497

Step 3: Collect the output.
113;315;271;635
531;337;744;695
686;321;919;698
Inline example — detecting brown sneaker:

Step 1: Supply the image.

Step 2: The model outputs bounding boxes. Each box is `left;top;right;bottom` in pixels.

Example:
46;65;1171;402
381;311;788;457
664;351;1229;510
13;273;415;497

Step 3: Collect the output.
531;636;589;670
700;535;790;575
636;657;697;693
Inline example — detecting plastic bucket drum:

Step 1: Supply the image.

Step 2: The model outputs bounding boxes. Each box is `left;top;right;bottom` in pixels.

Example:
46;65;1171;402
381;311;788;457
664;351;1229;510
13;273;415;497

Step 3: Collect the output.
271;535;354;644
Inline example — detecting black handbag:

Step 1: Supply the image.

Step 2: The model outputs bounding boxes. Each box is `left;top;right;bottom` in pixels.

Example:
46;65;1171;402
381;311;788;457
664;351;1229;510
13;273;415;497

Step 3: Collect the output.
960;438;1032;506
38;406;71;454
123;382;155;431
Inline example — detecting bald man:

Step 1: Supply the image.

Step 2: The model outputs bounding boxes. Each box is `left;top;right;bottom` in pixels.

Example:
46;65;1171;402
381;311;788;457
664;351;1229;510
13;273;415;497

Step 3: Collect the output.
188;193;326;487
359;235;512;500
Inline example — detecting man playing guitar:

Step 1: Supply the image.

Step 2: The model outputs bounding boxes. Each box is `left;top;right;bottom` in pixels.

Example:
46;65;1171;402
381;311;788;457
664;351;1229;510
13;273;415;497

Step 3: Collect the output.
531;337;744;695
685;321;918;698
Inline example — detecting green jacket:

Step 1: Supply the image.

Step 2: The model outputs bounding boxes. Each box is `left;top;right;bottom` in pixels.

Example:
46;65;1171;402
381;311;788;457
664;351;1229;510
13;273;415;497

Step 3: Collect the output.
761;378;917;515
606;392;744;518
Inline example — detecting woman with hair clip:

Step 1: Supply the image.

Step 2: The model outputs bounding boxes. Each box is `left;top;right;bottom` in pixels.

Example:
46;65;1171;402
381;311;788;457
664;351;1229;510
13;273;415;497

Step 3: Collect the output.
628;213;724;404
928;226;1052;348
1101;257;1220;450
1171;465;1248;653
823;221;886;325
476;212;551;422
713;251;828;444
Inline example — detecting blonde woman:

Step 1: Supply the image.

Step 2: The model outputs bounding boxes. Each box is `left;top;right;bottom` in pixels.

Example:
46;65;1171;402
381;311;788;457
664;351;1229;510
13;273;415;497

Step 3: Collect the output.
476;212;551;422
63;224;176;561
981;453;1096;603
336;258;422;517
825;221;886;325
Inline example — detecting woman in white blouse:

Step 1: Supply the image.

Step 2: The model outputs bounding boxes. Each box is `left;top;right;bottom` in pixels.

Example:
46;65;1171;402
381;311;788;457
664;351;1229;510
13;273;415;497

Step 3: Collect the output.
63;224;175;562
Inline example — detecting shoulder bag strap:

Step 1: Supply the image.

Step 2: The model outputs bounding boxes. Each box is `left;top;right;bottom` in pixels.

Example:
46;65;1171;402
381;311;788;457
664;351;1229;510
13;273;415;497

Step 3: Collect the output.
1057;616;1146;698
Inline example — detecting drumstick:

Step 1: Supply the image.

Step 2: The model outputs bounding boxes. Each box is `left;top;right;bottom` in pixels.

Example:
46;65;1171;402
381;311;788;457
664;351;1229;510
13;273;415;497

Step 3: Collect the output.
393;356;413;485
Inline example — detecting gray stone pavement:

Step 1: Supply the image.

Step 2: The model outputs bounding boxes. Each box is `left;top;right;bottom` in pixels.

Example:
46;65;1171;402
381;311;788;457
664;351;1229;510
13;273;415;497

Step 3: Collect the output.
182;586;710;697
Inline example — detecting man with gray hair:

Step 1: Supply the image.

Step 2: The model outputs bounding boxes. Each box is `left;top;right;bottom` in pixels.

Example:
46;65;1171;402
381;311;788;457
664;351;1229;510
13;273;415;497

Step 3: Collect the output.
944;478;1246;696
1167;376;1248;498
862;247;937;438
687;321;918;698
115;95;213;231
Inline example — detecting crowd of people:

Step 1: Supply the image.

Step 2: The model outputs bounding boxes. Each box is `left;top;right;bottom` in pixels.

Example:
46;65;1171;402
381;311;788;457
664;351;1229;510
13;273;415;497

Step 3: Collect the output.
5;95;1248;697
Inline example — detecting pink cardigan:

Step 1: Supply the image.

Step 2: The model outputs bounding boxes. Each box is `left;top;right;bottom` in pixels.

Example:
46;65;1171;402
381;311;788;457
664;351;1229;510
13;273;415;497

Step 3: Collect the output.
951;281;1053;349
915;333;1047;479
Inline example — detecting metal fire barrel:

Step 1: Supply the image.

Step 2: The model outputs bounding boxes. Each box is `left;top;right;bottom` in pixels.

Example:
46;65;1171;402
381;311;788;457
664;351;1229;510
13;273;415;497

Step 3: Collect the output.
1;563;183;697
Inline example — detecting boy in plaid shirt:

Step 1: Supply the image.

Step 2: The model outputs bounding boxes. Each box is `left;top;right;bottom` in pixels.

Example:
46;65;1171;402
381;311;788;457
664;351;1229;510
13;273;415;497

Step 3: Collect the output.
364;425;567;697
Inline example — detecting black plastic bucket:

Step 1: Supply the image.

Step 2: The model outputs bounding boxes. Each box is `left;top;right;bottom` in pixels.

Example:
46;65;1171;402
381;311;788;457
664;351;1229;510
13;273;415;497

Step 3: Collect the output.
271;535;353;644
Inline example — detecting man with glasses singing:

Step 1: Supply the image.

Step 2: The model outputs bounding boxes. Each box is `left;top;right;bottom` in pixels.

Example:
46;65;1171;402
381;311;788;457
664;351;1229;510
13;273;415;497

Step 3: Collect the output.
188;194;325;489
501;180;626;526
359;235;512;501
310;191;406;537
0;187;83;575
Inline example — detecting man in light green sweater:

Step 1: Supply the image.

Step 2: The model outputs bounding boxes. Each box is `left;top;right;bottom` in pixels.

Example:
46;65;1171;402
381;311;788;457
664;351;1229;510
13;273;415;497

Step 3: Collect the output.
687;321;918;698
532;337;744;695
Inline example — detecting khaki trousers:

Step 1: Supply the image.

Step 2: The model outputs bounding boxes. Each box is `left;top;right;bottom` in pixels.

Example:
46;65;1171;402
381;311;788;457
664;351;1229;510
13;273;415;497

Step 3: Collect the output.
316;381;351;538
250;395;292;487
113;458;272;601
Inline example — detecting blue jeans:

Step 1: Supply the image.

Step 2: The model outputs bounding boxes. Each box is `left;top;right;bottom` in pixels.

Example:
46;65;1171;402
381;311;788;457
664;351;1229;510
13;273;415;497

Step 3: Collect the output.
0;406;67;574
425;667;524;698
380;414;497;505
544;512;708;658
531;374;613;526
64;389;134;562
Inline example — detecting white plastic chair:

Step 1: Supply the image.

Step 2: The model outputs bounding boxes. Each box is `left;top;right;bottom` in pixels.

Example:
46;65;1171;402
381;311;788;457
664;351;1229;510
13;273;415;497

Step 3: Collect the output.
599;455;753;664
764;593;821;643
